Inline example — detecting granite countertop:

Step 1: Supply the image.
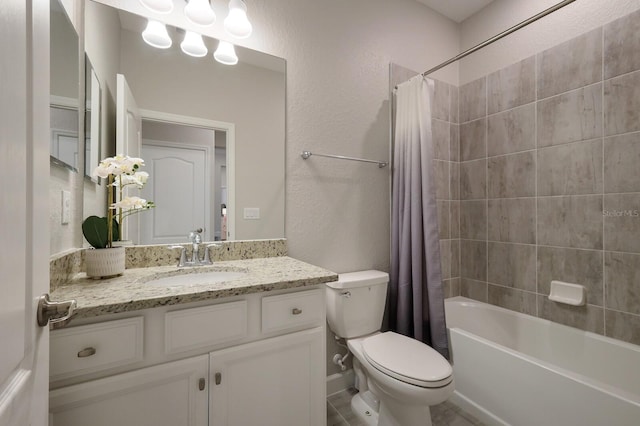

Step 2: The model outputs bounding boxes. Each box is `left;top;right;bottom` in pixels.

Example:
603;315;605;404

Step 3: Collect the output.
50;256;338;323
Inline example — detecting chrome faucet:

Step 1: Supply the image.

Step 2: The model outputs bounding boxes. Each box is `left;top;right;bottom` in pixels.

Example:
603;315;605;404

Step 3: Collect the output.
169;229;223;267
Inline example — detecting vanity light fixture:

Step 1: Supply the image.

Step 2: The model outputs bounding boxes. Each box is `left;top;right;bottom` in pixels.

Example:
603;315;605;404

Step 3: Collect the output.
214;40;238;65
184;0;216;27
180;31;208;57
139;0;174;14
142;20;173;49
224;0;252;39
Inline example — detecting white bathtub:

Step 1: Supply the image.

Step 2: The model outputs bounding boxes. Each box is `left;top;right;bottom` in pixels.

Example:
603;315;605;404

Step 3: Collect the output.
444;297;640;426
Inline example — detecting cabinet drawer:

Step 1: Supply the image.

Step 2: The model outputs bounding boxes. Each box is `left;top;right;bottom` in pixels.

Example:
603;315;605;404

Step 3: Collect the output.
261;289;323;334
50;317;144;381
165;300;247;354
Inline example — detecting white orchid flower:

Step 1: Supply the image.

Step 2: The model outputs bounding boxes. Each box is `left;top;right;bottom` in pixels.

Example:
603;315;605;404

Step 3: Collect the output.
113;171;149;188
110;196;150;211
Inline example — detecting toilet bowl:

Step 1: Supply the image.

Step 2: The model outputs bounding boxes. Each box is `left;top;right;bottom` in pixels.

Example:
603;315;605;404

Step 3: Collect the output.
325;271;454;426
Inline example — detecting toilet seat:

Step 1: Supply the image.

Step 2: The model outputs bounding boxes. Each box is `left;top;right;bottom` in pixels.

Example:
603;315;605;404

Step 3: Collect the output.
362;332;453;388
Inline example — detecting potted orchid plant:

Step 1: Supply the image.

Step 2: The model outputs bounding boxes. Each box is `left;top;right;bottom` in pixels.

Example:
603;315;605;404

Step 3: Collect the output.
82;155;155;278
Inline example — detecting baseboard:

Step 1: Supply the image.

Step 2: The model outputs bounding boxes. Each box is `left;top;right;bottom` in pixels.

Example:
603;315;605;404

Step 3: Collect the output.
326;369;355;396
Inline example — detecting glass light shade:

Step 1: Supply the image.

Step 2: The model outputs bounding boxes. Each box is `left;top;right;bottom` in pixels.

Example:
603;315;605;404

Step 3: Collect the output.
139;0;173;14
184;0;216;27
142;20;172;49
224;0;252;39
181;31;208;57
214;41;238;65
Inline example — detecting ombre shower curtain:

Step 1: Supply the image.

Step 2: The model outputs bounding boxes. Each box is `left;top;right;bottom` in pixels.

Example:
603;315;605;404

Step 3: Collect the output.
389;75;449;359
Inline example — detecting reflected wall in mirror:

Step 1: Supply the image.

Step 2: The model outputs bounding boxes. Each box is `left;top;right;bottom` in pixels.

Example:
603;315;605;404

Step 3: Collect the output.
50;0;80;171
84;0;285;244
85;57;101;183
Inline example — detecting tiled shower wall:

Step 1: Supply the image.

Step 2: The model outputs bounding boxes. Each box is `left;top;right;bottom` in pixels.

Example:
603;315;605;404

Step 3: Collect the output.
457;9;640;344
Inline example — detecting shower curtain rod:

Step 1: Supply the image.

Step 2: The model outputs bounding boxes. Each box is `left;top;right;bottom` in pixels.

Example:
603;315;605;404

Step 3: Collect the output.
420;0;577;77
301;151;388;168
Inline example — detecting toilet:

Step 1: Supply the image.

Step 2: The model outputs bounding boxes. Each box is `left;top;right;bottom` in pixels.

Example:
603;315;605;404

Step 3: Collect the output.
326;270;454;426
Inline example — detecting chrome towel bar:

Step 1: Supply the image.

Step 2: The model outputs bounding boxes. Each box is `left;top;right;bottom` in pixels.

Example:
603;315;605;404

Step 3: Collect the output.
301;151;388;168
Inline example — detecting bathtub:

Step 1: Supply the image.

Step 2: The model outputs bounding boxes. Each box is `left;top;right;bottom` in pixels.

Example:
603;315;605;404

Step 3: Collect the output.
444;297;640;426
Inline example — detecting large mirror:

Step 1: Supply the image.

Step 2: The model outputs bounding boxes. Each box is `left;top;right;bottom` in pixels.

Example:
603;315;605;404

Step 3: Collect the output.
84;1;285;244
50;0;80;171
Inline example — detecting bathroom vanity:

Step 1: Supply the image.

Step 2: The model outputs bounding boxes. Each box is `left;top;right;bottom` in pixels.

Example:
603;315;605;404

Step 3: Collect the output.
48;254;336;426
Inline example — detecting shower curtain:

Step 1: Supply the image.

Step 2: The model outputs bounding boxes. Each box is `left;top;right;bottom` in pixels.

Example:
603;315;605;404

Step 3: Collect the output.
389;75;449;359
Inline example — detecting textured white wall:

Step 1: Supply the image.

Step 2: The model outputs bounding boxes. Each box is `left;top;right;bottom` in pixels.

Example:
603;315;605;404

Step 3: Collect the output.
460;0;640;84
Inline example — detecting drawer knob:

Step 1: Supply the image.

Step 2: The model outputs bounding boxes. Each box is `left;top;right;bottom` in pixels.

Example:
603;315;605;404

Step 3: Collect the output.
77;347;97;358
292;308;302;315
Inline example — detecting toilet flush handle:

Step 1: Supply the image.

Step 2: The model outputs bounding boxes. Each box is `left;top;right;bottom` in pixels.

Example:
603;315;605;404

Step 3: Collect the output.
341;291;351;298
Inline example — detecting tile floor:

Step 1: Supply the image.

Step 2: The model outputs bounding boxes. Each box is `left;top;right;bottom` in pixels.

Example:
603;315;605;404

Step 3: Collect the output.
327;388;484;426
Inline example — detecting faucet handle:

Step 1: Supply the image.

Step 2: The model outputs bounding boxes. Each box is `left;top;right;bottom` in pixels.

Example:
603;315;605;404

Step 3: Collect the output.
203;242;223;264
168;245;187;267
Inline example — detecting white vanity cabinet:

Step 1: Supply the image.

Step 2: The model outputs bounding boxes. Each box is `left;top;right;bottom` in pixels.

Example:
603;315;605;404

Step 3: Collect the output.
49;287;326;426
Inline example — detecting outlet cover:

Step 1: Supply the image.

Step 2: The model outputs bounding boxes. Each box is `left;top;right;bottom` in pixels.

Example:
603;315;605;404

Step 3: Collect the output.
243;207;260;220
61;190;71;224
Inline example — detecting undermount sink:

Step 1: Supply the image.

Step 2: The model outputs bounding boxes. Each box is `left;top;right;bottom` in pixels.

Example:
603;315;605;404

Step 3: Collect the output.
144;270;247;287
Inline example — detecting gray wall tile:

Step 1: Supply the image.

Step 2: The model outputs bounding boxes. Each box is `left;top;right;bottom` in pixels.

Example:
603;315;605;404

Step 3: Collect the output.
488;242;536;291
432;119;450;161
537;246;604;306
460;118;487;161
488;198;536;244
605;309;640;346
460;200;487;240
450;86;459;124
450;201;460;239
537;139;603;196
437;200;450;239
488;285;536;315
537;28;603;99
460;77;486;123
451;239;460;278
537;84;603;147
433;80;450;121
460;159;486;200
538;296;604;334
450;162;460;200
488;151;536;198
605;251;640;315
538;196;603;249
488;56;535;114
450;124;460;162
444;278;461;299
460;278;487;302
461;240;487;281
487;103;535;156
434;160;450;200
604;70;640;136
440;240;451;279
604;9;640;79
604;132;640;193
604;194;640;253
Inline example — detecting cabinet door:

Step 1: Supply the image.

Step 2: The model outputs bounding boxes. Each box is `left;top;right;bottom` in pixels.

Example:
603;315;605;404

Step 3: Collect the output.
50;355;209;426
209;327;325;426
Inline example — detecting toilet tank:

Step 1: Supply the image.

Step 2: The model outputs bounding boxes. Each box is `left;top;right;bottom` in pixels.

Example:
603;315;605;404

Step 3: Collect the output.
325;270;389;339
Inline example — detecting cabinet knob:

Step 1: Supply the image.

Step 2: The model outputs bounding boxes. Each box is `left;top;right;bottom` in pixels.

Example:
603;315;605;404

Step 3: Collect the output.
292;308;302;315
77;347;96;358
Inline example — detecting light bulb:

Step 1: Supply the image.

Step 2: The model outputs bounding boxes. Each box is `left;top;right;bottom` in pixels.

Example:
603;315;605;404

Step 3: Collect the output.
139;0;173;14
184;0;216;27
224;0;252;39
214;41;238;65
181;31;208;57
142;20;172;49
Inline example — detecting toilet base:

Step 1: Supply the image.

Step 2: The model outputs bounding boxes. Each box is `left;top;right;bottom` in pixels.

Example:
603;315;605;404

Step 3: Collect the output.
350;392;378;426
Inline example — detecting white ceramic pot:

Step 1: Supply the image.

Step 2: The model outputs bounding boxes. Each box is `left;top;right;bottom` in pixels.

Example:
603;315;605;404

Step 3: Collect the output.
85;246;126;278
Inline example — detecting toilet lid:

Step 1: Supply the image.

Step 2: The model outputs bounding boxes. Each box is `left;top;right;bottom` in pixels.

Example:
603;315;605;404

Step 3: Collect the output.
362;332;453;388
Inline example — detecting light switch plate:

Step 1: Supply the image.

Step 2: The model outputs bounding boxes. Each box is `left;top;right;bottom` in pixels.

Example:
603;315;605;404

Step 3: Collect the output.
243;207;260;220
61;190;71;224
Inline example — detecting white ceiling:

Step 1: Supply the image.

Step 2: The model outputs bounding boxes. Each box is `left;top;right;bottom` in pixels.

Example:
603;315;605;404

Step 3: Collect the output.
416;0;497;23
